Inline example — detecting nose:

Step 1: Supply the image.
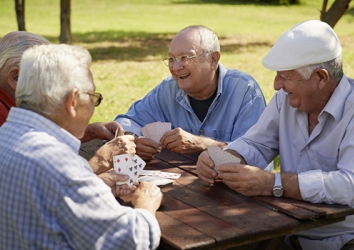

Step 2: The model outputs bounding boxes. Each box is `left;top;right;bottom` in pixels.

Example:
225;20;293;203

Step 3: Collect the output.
274;74;284;91
171;59;183;71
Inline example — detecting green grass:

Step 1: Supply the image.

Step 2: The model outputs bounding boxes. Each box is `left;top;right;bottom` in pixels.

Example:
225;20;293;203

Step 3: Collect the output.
1;0;354;121
1;1;354;171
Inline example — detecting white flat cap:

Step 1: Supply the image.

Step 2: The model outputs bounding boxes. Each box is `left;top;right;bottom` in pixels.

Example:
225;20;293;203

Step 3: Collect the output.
262;20;342;71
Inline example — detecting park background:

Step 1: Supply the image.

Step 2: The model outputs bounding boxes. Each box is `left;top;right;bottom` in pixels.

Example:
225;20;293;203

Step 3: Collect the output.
1;0;354;125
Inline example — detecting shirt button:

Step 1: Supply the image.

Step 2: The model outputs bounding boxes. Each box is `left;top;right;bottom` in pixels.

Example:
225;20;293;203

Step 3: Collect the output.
199;129;204;134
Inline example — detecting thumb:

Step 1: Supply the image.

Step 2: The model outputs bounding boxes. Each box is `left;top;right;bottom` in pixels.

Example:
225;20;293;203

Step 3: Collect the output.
111;173;130;182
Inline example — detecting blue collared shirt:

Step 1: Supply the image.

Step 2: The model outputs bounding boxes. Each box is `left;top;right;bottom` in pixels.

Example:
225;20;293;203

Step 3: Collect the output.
0;107;160;250
227;76;354;249
115;64;266;144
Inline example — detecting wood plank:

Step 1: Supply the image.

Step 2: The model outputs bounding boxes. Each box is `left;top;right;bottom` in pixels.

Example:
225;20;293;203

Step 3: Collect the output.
157;212;216;250
254;196;354;220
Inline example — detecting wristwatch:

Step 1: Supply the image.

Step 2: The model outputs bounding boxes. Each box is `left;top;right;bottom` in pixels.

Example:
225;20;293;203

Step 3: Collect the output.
272;173;284;197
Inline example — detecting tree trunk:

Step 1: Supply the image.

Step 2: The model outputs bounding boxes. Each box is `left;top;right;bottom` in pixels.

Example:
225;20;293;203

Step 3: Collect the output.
60;0;72;44
14;0;26;31
321;0;351;28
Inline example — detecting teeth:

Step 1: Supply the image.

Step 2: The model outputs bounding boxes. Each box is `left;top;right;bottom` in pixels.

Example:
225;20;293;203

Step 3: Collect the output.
179;74;189;79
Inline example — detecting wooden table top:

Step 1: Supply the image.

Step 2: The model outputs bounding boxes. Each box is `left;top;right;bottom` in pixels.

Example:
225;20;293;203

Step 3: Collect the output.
80;139;354;250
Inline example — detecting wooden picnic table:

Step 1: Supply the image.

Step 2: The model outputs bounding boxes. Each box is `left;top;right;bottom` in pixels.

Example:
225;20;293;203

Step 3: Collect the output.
80;139;354;250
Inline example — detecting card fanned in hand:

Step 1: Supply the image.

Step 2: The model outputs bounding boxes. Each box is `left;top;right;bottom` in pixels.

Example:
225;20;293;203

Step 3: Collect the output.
113;154;146;187
207;146;241;173
141;121;172;143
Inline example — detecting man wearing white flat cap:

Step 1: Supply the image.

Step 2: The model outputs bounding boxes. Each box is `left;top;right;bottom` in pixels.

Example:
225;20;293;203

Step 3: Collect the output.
196;20;354;249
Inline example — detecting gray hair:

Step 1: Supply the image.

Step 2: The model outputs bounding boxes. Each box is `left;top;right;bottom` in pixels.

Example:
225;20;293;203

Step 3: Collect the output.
16;44;93;116
0;31;50;73
296;55;343;81
179;25;220;53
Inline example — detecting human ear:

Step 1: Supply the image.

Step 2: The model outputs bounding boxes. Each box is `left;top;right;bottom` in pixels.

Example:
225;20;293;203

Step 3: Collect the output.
315;69;330;89
64;89;79;118
210;51;220;69
7;67;19;91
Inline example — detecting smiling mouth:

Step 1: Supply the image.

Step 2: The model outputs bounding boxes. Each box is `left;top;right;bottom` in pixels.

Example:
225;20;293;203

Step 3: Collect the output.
178;74;190;80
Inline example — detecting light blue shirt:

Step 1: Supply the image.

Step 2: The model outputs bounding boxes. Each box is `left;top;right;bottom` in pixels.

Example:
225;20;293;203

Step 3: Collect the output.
115;64;266;144
227;76;354;249
0;107;160;250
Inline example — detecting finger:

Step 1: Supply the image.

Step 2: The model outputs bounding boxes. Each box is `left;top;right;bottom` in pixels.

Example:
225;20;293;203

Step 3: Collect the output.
217;163;242;173
159;130;174;143
111;174;130;183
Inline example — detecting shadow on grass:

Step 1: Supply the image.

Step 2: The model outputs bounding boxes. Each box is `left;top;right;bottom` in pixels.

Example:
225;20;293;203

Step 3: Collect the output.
44;30;273;62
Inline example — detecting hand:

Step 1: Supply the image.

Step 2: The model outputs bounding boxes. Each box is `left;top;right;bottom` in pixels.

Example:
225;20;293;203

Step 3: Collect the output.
196;151;218;184
81;121;125;143
89;135;136;175
131;181;163;216
135;137;162;161
98;169;137;197
160;128;203;153
217;164;273;197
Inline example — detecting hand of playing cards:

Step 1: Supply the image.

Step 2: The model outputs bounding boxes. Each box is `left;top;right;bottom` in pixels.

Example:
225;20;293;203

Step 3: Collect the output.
141;121;171;143
207;146;241;173
113;154;146;187
113;153;181;187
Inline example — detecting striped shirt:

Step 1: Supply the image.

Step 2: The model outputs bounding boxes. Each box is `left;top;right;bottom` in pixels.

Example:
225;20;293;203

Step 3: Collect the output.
0;107;160;250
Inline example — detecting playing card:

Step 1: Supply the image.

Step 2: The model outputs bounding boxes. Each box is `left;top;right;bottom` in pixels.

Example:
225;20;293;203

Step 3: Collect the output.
139;170;181;180
113;154;146;187
113;154;132;174
141;121;172;143
154;171;181;179
207;146;241;173
138;175;174;187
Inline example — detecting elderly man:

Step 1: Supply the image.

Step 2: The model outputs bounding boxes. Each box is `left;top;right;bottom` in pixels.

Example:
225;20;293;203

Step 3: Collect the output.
0;44;162;249
0;31;123;141
196;20;354;249
115;25;267;161
0;31;138;196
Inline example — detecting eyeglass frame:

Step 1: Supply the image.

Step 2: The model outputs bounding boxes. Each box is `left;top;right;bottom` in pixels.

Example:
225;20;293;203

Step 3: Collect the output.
163;52;210;67
85;92;103;107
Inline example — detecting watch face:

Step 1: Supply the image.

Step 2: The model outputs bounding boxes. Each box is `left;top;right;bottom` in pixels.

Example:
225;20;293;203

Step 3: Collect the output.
273;187;284;197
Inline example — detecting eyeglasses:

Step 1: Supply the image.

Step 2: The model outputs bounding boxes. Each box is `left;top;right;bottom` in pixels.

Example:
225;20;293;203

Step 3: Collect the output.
163;52;209;67
85;92;103;107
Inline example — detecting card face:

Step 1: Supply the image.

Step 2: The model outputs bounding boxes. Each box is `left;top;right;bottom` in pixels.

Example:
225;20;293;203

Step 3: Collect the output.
113;154;132;174
113;154;146;187
141;121;172;143
207;146;241;173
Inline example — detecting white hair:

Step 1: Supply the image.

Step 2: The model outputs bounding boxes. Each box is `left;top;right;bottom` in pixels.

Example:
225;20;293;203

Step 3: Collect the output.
16;44;93;116
296;55;343;81
0;31;50;72
179;25;220;53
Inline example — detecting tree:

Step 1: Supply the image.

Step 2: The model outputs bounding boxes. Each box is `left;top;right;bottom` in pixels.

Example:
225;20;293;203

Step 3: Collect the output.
60;0;72;44
320;0;352;28
14;0;25;31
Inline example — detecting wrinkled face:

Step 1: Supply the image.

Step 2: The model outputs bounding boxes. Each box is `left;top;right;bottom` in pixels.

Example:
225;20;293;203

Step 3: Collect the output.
274;69;322;114
167;31;215;98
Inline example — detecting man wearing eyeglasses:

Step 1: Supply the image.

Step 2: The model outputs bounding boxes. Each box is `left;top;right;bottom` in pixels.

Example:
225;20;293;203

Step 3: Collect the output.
0;31;139;197
0;31;123;142
0;44;162;249
115;25;267;161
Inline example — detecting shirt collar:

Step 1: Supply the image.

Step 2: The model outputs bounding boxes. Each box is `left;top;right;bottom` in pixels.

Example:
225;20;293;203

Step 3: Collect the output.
322;75;352;122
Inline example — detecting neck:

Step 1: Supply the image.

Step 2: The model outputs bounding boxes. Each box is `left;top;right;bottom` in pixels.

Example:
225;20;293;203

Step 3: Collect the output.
308;113;319;135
